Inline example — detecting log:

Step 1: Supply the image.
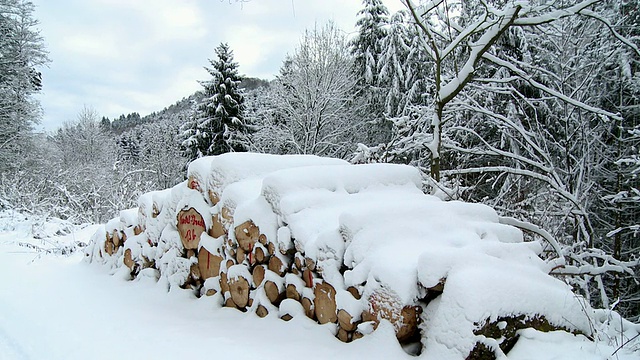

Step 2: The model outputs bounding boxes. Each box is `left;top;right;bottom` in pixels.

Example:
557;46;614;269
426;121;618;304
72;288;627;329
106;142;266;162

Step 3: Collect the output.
301;296;315;320
208;190;220;206
190;263;201;281
105;239;114;256
152;204;160;218
268;254;286;276
186;249;196;259
133;225;143;236
124;248;134;270
338;309;358;332
228;275;251;309
112;231;121;247
352;331;364;341
267;242;276;256
234;220;260;251
220;272;230;294
258;233;268;246
187;174;201;192
177;208;206;250
208;214;226;238
224;296;236;308
236;246;246;264
366;289;421;343
347;286;362;300
205;288;217;296
294;253;304;271
254;244;267;264
305;257;316;271
337;327;350;343
264;280;284;305
314;281;337;324
221;207;233;222
281;314;293;321
256;304;269;318
253;264;266;287
286;284;301;302
226;259;235;270
198;247;223;280
303;269;314;288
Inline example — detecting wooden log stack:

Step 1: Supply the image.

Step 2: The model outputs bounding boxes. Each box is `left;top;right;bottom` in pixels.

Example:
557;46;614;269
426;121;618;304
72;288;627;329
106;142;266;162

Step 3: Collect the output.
86;153;592;359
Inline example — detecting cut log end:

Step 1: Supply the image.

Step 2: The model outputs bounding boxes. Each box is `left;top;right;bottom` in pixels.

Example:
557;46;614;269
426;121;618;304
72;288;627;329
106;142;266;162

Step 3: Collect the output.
198;248;223;280
314;281;337;324
177;208;206;250
234;220;260;251
229;276;251;309
256;305;269;318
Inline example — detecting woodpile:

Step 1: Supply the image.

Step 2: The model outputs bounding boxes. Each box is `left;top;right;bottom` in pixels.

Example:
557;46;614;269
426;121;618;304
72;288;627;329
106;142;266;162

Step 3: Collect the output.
85;153;593;359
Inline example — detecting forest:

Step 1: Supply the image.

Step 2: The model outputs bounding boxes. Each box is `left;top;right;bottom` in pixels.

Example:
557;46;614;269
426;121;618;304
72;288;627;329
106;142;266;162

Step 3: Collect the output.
1;0;638;325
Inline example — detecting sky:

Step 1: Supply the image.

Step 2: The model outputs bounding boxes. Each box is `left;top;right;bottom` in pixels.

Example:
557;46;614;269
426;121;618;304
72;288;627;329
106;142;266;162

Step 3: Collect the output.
30;0;406;131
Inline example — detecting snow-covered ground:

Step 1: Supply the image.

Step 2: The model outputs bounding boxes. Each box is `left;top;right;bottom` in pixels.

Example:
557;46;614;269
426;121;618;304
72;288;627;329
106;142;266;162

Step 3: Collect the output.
0;211;637;360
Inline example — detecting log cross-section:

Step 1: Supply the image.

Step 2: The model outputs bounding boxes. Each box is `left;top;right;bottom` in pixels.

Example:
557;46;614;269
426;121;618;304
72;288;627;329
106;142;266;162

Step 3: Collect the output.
234;220;260;251
177;208;206;250
314;281;337;324
198;247;223;280
228;275;251;309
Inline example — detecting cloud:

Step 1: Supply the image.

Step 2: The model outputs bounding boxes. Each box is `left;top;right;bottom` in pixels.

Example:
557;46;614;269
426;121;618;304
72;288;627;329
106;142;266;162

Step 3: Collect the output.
31;0;409;130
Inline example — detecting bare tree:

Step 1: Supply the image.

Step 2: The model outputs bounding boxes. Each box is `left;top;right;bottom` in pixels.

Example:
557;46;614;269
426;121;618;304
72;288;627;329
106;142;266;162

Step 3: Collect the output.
265;22;366;158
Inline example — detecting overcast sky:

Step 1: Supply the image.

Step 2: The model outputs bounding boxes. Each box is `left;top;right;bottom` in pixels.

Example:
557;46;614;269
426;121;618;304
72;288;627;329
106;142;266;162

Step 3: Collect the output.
30;0;405;131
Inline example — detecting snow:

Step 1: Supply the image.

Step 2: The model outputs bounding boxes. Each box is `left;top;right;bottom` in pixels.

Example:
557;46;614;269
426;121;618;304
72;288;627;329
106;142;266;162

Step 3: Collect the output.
0;243;409;359
7;151;638;359
202;152;348;199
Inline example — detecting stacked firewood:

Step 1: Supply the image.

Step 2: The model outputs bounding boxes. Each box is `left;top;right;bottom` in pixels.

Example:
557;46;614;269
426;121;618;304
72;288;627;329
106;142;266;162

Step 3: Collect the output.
86;153;592;358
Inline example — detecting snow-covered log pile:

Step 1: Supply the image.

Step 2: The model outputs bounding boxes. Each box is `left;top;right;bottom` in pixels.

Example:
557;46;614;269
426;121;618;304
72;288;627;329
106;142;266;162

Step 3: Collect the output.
86;153;599;359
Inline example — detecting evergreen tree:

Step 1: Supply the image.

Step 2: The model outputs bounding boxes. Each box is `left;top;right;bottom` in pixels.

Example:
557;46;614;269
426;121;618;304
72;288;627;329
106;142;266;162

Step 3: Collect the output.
350;0;391;145
0;0;48;174
181;42;248;161
350;0;389;88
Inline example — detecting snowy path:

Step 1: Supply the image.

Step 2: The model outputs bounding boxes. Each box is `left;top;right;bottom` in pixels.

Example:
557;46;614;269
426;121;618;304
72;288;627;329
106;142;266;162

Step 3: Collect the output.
0;229;410;360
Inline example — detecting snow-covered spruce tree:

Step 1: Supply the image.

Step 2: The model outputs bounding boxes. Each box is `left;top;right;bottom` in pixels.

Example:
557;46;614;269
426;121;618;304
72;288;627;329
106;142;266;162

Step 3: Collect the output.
0;0;48;176
181;42;248;161
378;10;434;119
350;0;391;144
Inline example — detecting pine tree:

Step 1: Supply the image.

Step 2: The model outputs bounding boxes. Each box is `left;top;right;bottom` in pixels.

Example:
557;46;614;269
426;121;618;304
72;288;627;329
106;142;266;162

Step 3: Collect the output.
0;0;48;174
350;0;389;88
181;42;248;161
350;0;391;145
